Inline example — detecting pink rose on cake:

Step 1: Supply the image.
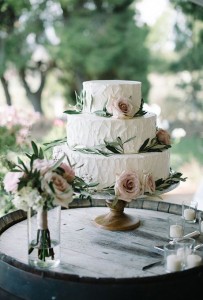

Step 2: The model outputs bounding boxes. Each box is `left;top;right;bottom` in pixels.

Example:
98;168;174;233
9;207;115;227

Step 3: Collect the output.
141;173;156;195
106;97;137;119
156;129;171;145
114;171;141;202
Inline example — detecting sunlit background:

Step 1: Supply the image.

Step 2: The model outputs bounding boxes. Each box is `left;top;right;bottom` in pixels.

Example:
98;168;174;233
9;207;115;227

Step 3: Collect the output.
0;0;203;214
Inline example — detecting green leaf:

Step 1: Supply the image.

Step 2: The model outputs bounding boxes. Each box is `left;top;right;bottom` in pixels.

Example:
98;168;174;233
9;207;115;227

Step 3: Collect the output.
63;110;81;114
17;157;28;173
105;145;122;154
31;141;38;156
94;110;109;117
123;135;136;144
139;138;150;152
43;137;67;148
39;147;44;159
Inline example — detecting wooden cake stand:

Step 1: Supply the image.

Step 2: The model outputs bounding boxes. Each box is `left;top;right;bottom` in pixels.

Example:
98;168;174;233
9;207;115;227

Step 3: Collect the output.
93;199;140;231
93;183;179;231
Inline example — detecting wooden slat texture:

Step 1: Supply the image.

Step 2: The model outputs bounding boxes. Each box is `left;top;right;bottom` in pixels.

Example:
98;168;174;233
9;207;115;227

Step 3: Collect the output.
0;201;203;300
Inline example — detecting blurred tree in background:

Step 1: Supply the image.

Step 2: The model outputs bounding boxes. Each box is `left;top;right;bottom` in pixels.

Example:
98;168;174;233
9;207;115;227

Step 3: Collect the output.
170;0;203;124
0;0;55;113
50;0;150;103
0;0;150;112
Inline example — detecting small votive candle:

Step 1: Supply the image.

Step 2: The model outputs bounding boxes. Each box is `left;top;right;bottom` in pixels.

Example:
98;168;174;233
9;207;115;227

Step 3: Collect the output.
200;221;203;233
166;254;182;272
184;208;195;221
170;224;183;238
186;254;202;268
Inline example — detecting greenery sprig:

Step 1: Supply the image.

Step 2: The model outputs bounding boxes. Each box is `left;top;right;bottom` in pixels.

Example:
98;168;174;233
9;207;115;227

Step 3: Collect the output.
133;98;147;117
73;136;136;156
139;137;171;153
154;169;187;192
94;100;112;117
63;90;87;114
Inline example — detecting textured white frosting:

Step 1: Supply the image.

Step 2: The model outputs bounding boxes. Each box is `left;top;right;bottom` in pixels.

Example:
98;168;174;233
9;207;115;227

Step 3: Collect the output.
67;112;157;154
82;80;141;113
54;145;170;191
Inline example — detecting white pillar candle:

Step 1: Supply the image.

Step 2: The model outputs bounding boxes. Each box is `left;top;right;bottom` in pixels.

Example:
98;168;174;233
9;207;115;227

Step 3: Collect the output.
166;254;182;272
170;224;183;238
200;221;203;233
186;254;202;268
184;208;195;221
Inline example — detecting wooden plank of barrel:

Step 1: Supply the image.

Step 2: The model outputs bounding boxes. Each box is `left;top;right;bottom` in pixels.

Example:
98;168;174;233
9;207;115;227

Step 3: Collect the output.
0;200;203;300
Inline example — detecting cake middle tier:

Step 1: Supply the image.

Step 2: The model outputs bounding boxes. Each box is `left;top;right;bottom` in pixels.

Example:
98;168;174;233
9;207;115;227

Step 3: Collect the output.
59;146;170;191
67;112;157;154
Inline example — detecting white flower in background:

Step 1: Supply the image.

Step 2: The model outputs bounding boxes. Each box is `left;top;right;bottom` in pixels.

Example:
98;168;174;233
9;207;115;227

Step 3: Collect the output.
12;187;43;211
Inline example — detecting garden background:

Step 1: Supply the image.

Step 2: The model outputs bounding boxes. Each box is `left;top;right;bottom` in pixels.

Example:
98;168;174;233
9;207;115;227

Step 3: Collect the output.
0;0;203;215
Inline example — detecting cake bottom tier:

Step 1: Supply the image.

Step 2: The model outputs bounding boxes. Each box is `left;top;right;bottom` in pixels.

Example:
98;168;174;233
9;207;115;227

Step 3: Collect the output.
54;145;170;191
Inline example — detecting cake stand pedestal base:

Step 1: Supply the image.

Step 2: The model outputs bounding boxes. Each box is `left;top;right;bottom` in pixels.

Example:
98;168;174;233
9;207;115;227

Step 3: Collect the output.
93;199;140;231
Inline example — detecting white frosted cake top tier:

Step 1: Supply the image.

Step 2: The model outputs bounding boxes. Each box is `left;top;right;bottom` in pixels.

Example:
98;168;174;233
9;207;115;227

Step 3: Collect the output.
82;80;142;114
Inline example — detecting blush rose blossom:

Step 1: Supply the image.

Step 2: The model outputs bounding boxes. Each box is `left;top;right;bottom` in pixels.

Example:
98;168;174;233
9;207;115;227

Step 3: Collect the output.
41;171;73;208
141;173;156;194
106;97;137;119
114;171;141;202
60;163;75;183
3;171;23;193
33;159;56;175
156;129;171;145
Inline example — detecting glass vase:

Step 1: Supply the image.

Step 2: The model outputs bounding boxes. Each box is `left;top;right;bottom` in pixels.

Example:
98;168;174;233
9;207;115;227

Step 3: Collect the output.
27;205;61;268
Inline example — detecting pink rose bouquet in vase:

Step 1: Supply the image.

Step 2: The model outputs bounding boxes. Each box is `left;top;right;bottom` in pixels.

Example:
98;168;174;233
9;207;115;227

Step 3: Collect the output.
3;141;97;268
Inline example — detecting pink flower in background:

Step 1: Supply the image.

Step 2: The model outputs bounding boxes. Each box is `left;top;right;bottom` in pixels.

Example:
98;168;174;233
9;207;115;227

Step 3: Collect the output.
141;173;156;194
114;171;141;202
60;162;75;183
156;129;171;145
3;171;23;193
106;97;136;119
0;105;41;146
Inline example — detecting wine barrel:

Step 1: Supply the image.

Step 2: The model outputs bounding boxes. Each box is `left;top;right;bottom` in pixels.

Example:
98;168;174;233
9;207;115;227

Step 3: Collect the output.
0;198;203;300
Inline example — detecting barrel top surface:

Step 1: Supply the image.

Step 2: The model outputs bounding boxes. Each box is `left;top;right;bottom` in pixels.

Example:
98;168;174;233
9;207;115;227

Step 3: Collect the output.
0;205;203;281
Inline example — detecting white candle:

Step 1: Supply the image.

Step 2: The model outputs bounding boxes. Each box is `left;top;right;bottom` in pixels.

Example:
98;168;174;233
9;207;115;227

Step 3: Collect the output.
170;224;183;238
166;254;182;272
200;221;203;233
186;254;202;268
184;208;195;221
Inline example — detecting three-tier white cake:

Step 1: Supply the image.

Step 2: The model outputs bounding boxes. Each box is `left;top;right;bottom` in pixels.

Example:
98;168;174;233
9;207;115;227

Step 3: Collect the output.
55;80;173;200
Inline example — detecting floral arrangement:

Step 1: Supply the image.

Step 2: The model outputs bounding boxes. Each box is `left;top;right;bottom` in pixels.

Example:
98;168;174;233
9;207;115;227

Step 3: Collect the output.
3;141;97;264
102;169;186;205
3;141;97;211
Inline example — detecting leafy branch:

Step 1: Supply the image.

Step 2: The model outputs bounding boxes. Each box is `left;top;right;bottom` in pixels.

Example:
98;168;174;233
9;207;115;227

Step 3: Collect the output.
73;136;136;156
155;169;187;191
63;90;86;114
133;98;147;117
139;137;171;153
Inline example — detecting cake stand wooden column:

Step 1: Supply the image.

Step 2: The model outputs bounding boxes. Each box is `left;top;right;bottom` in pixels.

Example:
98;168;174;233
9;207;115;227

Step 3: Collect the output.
93;199;140;231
